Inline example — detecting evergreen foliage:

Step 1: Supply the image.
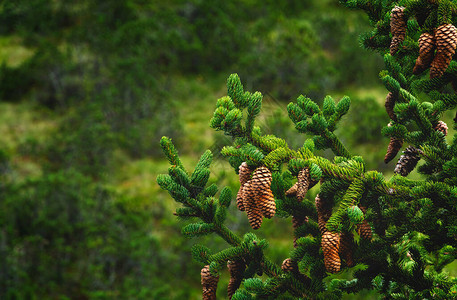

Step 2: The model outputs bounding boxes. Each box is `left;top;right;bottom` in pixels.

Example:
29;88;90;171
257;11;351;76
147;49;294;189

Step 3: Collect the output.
159;0;457;298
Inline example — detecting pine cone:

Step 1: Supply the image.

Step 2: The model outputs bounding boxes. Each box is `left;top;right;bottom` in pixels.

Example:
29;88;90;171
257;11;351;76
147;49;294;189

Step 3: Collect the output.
435;120;448;136
239;162;252;185
296;168;311;202
385;92;398;121
394;146;423;176
358;221;373;240
236;162;252;211
315;194;331;234
242;181;263;229
252;167;276;219
281;258;310;284
384;137;403;164
339;232;355;267
281;258;296;272
242;166;275;229
315;194;328;215
317;215;328;235
390;6;406;55
285;182;298;196
227;260;245;299
357;206;372;240
430;24;457;78
201;265;219;300
251;167;275;219
321;231;341;273
413;32;435;74
286;168;317;202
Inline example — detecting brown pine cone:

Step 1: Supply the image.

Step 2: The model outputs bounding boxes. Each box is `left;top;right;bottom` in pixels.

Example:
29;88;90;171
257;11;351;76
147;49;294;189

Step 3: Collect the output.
384;137;403;164
239;162;252;185
321;231;341;273
317;215;328;235
391;36;404;55
385;92;398;121
297;168;311;202
390;6;406;55
281;258;311;284
259;188;276;219
413;32;435;74
242;181;263;229
358;221;373;240
430;24;457;78
240;166;276;229
390;6;406;36
227;260;245;299
281;258;296;272
201;265;219;300
251;167;275;219
236;162;252;211
315;194;331;234
285;182;298;196
357;206;372;240
315;194;327;215
339;232;355;267
394;146;423;176
435;120;448;136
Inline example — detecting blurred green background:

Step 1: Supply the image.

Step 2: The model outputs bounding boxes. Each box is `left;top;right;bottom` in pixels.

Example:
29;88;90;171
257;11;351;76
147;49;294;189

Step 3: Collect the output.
1;0;453;299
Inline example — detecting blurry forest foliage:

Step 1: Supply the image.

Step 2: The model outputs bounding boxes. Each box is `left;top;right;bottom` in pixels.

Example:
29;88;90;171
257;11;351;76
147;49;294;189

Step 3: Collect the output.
0;0;413;299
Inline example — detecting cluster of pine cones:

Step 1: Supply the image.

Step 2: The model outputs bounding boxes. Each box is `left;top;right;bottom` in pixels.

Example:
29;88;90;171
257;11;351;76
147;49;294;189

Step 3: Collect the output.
286;167;316;246
280;168;314;282
236;162;276;229
386;6;451;175
201;167;376;300
390;121;446;176
384;116;448;176
201;260;246;299
390;6;457;78
414;24;457;78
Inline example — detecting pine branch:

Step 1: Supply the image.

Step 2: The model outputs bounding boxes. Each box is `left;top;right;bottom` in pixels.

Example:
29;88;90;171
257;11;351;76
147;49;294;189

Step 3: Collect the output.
159;1;457;297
